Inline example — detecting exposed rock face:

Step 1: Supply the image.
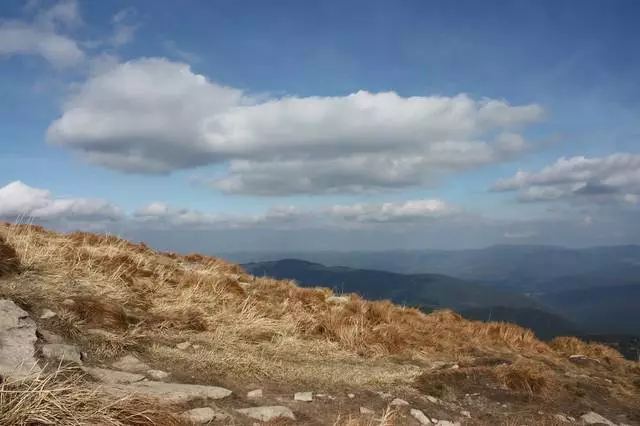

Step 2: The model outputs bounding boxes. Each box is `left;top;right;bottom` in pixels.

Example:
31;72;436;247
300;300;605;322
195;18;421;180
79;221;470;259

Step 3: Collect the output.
102;381;232;404
83;367;145;384
111;355;150;373
294;391;313;402
41;343;83;365
0;299;41;378
236;406;296;422
579;412;616;425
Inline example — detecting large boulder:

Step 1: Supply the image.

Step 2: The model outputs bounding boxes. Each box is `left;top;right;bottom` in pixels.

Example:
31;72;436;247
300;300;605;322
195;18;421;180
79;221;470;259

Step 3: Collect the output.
102;380;232;404
0;299;41;378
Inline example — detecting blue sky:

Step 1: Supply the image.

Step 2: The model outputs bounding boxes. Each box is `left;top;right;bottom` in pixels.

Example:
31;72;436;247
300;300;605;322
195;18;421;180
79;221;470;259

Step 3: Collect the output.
1;0;639;251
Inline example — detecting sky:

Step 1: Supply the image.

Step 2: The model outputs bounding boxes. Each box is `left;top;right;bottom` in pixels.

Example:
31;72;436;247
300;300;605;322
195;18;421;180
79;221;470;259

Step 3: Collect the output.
1;0;639;252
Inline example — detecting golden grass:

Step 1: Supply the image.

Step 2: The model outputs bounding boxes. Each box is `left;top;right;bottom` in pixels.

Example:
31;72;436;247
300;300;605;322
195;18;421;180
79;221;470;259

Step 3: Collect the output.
0;367;186;426
0;235;20;277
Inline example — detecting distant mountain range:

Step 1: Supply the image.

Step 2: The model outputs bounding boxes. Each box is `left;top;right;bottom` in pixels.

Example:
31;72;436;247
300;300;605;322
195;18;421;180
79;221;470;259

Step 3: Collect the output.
242;258;580;340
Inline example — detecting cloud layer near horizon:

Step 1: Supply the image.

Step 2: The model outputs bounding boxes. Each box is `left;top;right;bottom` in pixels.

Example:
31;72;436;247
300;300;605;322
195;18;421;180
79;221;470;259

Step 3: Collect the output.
46;58;544;195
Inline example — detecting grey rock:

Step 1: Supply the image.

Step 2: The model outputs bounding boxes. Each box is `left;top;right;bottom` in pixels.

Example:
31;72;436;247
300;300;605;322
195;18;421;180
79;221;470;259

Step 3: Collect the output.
181;407;217;424
83;366;145;384
37;329;65;344
40;309;56;319
103;381;232;404
176;341;191;350
554;414;570;423
247;388;263;398
579;412;616;425
236;406;296;422
62;299;75;306
146;369;170;380
425;395;439;404
111;355;150;373
0;299;41;378
41;343;82;364
376;391;393;400
348;393;355;398
390;398;409;406
461;410;471;418
294;391;313;402
360;407;375;415
410;409;432;425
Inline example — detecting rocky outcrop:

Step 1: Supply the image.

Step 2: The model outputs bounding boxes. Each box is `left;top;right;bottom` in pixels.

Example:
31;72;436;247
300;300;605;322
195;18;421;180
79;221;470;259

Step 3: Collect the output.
0;299;41;378
102;380;232;404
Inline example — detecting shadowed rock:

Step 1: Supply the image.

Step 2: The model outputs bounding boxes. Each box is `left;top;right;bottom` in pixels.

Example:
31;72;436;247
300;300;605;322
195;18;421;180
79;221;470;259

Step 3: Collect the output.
0;299;41;378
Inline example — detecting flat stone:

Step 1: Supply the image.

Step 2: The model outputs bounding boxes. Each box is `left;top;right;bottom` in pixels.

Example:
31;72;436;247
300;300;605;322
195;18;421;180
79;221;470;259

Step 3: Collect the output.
146;369;170;380
553;414;570;423
236;406;296;422
579;412;616;425
111;355;150;373
390;398;409;406
360;407;375;415
37;329;65;344
461;410;471;418
41;343;82;365
410;409;432;425
103;381;232;404
294;391;313;402
40;309;56;319
83;367;145;384
0;299;41;378
181;407;217;424
247;388;263;398
176;341;191;350
425;395;439;404
348;393;355;398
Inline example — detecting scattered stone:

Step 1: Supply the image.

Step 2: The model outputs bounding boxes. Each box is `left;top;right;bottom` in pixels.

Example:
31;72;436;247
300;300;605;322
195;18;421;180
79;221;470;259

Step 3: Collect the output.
434;421;460;426
247;389;263;398
579;412;615;425
450;364;460;369
181;407;217;424
176;341;191;350
39;309;56;319
103;381;232;404
553;414;569;423
41;343;82;364
327;395;336;400
236;406;296;422
568;417;576;422
86;328;118;340
37;329;65;344
348;393;355;398
425;395;439;404
83;367;145;384
360;407;375;415
111;355;150;373
326;295;350;304
376;391;393;400
62;299;75;306
146;369;170;380
0;299;42;378
192;344;202;350
461;410;471;418
410;408;432;425
294;391;313;402
390;398;410;406
431;419;439;424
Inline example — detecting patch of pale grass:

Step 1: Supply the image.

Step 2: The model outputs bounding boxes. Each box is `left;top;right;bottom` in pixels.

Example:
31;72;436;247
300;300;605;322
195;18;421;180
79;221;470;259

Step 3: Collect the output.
333;406;398;426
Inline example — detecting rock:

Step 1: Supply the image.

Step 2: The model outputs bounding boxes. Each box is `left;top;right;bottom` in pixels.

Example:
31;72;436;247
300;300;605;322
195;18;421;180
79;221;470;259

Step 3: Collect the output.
37;329;65;344
390;398;409;406
0;299;42;378
181;407;217;424
326;295;350;304
146;369;170;380
348;393;355;398
294;391;313;402
103;381;232;404
176;341;191;350
425;395;439;404
410;409;432;425
554;414;570;423
579;412;616;425
62;299;75;306
434;421;460;426
568;417;576;422
41;343;82;364
450;364;460;369
236;406;296;422
40;309;56;319
247;389;263;398
111;355;150;373
376;391;393;400
360;407;375;415
83;367;145;384
192;344;201;350
461;410;471;418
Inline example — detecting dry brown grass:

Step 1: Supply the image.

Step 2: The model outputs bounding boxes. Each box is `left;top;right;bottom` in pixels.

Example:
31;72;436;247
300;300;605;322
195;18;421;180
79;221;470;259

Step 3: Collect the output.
0;235;20;277
332;406;397;426
0;222;638;424
0;367;187;426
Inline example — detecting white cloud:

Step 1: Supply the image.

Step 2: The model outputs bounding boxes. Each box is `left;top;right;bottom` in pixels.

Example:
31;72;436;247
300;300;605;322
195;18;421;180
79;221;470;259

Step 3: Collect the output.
493;153;640;205
0;181;121;221
503;230;536;239
326;199;454;223
47;58;544;194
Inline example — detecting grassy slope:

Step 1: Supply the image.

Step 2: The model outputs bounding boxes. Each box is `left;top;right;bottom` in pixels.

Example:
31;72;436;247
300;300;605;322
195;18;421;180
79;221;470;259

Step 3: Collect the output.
1;223;639;425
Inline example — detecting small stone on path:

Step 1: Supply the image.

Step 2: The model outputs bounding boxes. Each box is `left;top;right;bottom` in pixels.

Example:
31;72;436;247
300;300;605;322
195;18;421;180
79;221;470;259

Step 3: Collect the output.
247;389;263;398
360;407;375;415
236;406;296;422
111;355;150;373
181;407;217;424
391;398;409;406
579;412;616;425
146;369;170;380
83;367;145;384
176;341;191;350
294;391;313;402
40;309;56;319
348;393;355;398
410;409;432;425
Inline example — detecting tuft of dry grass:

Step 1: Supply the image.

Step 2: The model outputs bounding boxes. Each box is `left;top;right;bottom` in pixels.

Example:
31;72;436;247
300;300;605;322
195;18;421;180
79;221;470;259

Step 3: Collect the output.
550;336;625;363
333;406;397;426
0;367;187;426
0;235;20;277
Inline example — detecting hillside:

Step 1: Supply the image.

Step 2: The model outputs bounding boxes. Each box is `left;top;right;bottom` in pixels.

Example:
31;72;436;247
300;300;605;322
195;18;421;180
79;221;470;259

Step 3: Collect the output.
242;259;578;340
0;223;639;425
